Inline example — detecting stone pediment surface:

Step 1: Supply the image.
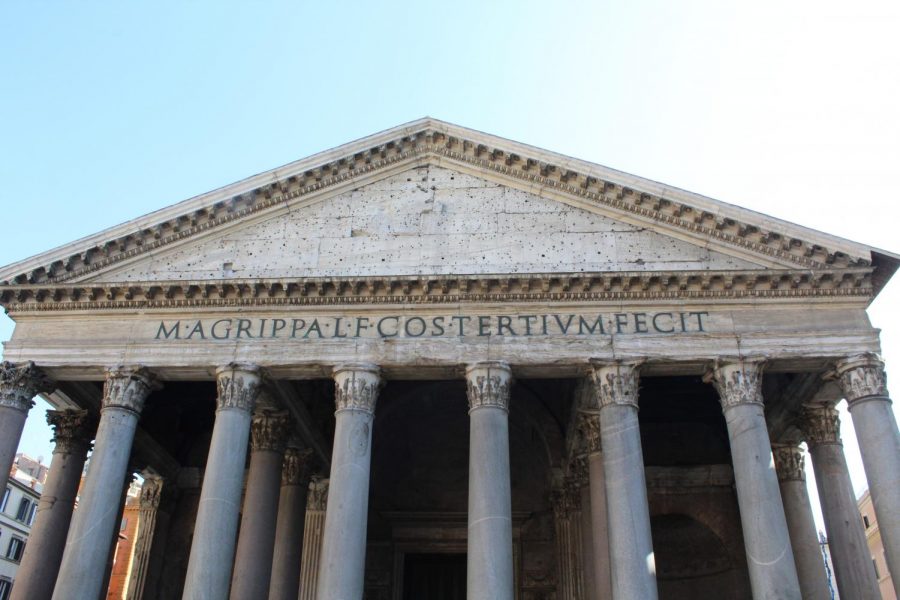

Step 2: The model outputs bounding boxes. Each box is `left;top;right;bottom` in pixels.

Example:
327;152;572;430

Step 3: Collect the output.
90;166;762;282
0;117;896;309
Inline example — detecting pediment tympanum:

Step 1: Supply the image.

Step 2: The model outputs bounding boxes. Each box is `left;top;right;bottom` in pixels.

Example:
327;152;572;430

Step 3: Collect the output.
89;166;762;283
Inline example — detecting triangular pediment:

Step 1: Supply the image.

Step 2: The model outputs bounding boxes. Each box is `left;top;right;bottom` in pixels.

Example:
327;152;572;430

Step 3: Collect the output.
86;165;764;282
0;117;895;305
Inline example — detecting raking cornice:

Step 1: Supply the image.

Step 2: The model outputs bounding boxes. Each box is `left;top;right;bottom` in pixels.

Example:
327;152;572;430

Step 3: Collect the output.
0;118;894;290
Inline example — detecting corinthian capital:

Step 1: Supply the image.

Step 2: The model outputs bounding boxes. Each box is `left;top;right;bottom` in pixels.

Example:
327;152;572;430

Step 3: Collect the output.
333;363;381;413
0;361;54;412
801;404;841;446
139;474;164;511
47;409;95;455
834;353;888;405
282;447;314;486
465;362;512;411
250;412;291;453
772;444;806;482
590;361;640;409
579;413;602;454
307;477;329;511
215;364;262;413
705;359;765;411
103;367;158;415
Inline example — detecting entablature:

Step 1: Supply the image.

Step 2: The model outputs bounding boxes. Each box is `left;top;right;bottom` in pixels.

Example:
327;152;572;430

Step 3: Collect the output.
0;267;875;312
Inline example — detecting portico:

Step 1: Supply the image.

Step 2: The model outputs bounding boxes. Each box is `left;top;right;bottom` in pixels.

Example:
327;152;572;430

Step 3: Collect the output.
0;118;898;600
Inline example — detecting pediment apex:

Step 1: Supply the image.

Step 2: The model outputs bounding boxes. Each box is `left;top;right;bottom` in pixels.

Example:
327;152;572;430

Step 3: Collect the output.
1;117;896;291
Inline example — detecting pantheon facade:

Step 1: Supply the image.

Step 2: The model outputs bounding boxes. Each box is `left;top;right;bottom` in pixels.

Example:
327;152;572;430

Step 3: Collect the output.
0;119;898;600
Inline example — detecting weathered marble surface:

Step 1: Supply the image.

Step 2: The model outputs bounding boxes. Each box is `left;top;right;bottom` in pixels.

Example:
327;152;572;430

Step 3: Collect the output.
95;167;760;282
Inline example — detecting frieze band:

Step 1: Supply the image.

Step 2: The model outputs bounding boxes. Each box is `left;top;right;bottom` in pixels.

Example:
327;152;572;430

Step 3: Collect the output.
154;311;710;342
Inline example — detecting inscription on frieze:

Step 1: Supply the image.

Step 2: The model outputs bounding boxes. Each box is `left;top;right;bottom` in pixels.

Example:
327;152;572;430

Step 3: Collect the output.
155;311;709;341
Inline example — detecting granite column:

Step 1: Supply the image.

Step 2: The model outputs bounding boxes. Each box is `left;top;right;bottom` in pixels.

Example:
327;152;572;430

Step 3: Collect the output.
835;353;900;596
230;411;291;600
11;409;94;600
316;364;381;600
269;448;314;600
771;444;831;600
590;361;657;600
182;364;262;600
706;360;801;600
0;361;53;494
465;361;514;600
581;413;612;600
802;403;880;598
52;367;157;600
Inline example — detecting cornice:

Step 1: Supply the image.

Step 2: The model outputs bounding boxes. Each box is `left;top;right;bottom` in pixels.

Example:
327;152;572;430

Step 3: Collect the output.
0;268;874;312
0;123;882;289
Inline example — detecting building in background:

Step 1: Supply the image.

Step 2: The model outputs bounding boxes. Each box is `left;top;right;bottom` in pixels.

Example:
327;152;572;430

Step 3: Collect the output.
859;489;896;599
0;456;47;599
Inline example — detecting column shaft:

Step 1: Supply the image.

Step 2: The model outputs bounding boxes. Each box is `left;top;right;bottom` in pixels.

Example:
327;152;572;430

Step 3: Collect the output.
591;362;657;600
316;364;381;600
230;413;291;600
0;362;52;494
581;414;612;600
52;367;156;600
579;478;597;600
299;479;328;600
707;361;800;600
11;410;94;600
126;474;165;600
182;364;262;600
465;362;514;600
772;445;831;600
803;405;880;598
836;354;900;597
269;448;313;600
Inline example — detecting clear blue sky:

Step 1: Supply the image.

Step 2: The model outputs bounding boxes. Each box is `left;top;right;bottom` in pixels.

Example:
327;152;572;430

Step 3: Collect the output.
3;1;899;531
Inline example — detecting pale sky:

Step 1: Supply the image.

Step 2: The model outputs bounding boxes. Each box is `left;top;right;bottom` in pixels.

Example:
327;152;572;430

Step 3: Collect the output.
2;0;899;534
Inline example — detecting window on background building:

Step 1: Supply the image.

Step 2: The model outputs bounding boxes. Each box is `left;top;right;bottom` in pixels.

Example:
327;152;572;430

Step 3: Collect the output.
0;489;8;513
14;498;32;523
120;517;128;531
26;502;37;526
872;558;880;579
5;537;24;562
0;577;12;600
863;514;871;528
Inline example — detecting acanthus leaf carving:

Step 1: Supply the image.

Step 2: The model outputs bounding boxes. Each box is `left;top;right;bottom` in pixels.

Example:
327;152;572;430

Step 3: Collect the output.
801;404;842;446
0;361;54;412
102;366;158;414
333;363;381;414
46;409;96;455
282;447;314;486
834;353;889;405
771;444;806;482
250;412;291;453
590;361;641;410
705;360;765;410
215;364;262;413
465;362;512;411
